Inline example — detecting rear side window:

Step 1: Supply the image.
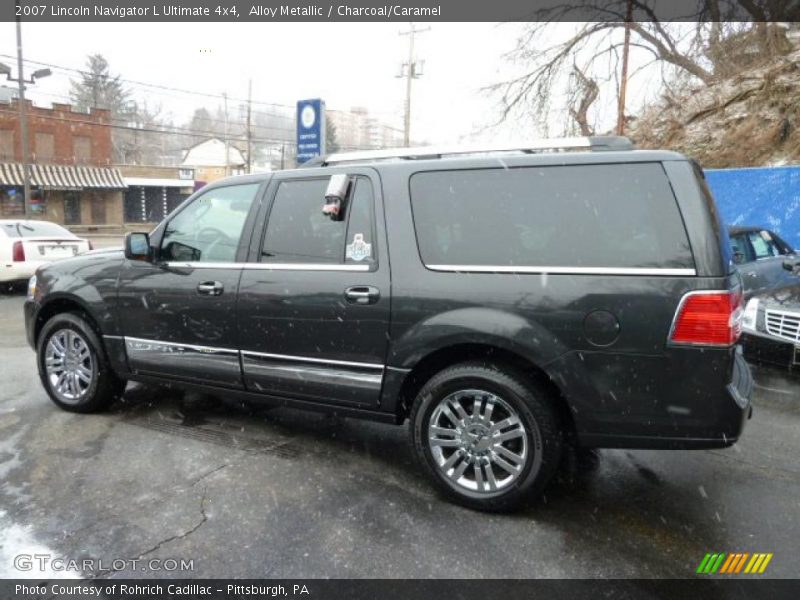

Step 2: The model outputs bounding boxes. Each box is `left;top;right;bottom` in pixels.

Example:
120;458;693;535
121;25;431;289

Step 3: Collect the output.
409;163;694;270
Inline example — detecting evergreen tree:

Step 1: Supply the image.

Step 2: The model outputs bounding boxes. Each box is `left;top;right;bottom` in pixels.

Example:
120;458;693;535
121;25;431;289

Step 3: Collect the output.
69;54;130;114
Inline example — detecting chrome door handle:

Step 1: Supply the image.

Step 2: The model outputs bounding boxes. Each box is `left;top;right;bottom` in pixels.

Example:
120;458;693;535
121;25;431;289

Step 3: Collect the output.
197;281;224;296
344;286;380;305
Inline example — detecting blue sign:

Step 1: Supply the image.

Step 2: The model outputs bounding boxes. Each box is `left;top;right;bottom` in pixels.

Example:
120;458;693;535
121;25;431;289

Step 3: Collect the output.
296;98;326;164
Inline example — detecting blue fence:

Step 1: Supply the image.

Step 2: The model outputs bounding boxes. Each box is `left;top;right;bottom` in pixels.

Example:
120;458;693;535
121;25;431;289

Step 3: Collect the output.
705;165;800;249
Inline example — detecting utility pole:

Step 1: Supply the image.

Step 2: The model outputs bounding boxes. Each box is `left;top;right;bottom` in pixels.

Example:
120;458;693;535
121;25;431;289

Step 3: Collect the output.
398;22;429;147
617;0;634;136
222;92;230;176
246;79;252;174
15;2;31;219
1;7;50;219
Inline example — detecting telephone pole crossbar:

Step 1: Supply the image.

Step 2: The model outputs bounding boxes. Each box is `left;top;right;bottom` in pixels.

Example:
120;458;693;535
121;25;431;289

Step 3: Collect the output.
398;22;429;147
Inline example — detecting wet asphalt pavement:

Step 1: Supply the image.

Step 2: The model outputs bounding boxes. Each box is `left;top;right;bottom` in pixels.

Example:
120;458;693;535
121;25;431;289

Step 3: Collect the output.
0;289;798;579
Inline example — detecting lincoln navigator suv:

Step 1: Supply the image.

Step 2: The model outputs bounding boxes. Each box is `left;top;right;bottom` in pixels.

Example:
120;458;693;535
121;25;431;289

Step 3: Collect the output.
24;136;753;511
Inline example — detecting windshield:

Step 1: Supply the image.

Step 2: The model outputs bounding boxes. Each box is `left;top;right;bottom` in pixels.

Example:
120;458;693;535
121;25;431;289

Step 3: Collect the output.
0;221;75;239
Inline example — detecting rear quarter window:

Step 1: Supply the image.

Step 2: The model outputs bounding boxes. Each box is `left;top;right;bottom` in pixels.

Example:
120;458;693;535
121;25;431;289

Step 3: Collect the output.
409;163;695;270
1;221;73;238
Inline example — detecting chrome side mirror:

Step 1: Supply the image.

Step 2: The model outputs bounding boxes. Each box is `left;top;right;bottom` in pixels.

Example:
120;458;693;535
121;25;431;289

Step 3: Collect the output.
124;232;151;261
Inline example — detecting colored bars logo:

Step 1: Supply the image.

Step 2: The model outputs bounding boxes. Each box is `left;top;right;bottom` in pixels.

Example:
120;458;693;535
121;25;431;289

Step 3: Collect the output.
696;553;773;574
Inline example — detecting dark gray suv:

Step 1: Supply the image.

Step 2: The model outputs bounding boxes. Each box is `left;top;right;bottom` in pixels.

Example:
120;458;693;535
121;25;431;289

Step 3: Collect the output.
24;136;753;511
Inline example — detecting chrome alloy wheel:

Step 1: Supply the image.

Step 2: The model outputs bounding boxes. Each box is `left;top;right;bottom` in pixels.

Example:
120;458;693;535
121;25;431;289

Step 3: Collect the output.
428;389;528;493
44;329;94;404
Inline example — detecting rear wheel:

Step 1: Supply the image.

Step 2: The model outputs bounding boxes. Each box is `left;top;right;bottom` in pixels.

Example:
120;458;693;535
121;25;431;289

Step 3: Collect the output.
410;361;562;512
37;312;126;413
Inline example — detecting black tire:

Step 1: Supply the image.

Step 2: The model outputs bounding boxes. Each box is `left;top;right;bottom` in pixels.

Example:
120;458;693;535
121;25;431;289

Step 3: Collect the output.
36;312;126;413
410;361;562;512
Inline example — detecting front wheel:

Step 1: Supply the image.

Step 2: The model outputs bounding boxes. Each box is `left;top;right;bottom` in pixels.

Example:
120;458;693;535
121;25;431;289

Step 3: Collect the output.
410;361;562;512
37;312;126;413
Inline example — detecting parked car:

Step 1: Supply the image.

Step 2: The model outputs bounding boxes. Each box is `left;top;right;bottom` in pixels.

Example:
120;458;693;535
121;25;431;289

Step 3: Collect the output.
23;136;753;511
741;259;800;370
1;220;91;284
729;225;797;298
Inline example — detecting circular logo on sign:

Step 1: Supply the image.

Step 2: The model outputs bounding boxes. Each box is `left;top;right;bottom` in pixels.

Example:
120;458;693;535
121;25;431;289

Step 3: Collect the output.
300;105;316;129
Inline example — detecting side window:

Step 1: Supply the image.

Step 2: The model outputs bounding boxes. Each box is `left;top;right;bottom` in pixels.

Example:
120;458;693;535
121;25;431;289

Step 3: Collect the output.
748;231;782;259
410;164;694;270
160;183;259;263
262;179;346;263
344;178;376;265
730;234;752;264
262;176;377;265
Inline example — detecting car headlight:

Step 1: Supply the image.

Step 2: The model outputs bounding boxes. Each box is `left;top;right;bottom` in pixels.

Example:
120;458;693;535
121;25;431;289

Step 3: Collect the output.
742;298;759;331
26;274;37;301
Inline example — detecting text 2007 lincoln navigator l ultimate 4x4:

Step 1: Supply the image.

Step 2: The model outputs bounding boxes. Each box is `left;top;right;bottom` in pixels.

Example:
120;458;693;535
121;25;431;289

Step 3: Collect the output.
24;136;753;511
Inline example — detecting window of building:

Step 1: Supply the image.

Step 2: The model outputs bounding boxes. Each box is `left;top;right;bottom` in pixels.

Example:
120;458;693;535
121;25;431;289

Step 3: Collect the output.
0;189;24;217
73;136;91;164
34;132;55;162
0;129;13;161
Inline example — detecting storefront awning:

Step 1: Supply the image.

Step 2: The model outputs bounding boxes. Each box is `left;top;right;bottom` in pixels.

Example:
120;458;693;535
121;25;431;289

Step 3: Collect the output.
0;163;127;190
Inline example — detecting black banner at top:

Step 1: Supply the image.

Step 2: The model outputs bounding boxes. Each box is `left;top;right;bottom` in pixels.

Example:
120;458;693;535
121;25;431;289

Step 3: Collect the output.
3;579;800;600
1;0;799;23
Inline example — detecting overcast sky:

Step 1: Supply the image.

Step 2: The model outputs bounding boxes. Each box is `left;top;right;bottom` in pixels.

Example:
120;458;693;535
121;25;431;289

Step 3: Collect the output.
0;21;672;147
0;22;539;145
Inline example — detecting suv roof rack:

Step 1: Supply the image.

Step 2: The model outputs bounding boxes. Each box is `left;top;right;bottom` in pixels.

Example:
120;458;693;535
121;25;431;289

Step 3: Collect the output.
302;136;633;167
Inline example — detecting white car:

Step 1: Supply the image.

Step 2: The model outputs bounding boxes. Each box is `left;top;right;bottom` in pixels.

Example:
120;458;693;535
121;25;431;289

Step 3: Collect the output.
1;220;91;283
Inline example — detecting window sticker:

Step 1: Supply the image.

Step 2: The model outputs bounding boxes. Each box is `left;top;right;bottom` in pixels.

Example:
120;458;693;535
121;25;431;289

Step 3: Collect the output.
346;233;372;261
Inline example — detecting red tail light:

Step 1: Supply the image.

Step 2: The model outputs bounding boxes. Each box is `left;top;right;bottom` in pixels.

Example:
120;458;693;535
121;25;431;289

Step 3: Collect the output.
669;290;743;346
12;241;25;262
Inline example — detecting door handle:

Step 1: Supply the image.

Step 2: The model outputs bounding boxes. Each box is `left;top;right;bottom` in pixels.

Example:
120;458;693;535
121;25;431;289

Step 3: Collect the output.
197;281;224;296
344;286;380;305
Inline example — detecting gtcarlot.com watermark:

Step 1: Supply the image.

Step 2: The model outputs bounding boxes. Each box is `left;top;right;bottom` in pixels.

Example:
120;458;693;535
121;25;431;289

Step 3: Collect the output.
14;553;194;574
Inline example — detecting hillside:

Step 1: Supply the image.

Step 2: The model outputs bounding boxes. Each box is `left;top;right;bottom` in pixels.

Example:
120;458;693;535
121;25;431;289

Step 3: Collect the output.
629;47;800;168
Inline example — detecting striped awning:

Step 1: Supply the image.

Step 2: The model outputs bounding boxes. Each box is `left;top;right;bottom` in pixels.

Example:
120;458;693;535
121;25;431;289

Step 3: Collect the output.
0;163;127;190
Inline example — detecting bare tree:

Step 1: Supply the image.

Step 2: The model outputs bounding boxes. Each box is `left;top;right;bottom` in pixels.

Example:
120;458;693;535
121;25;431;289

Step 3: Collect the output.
567;65;599;135
489;0;794;134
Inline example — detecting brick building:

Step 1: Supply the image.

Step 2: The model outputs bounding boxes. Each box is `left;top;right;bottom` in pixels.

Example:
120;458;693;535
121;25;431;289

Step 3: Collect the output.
0;100;126;227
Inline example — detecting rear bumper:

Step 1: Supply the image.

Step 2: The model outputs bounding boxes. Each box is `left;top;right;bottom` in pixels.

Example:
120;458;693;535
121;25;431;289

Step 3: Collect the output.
741;330;797;370
573;349;753;450
1;262;39;283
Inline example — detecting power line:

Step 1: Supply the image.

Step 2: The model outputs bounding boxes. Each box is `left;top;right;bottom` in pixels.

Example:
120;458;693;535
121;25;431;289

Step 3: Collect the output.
5;87;300;136
0;107;382;153
0;53;299;112
0;106;293;146
0;53;403;121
